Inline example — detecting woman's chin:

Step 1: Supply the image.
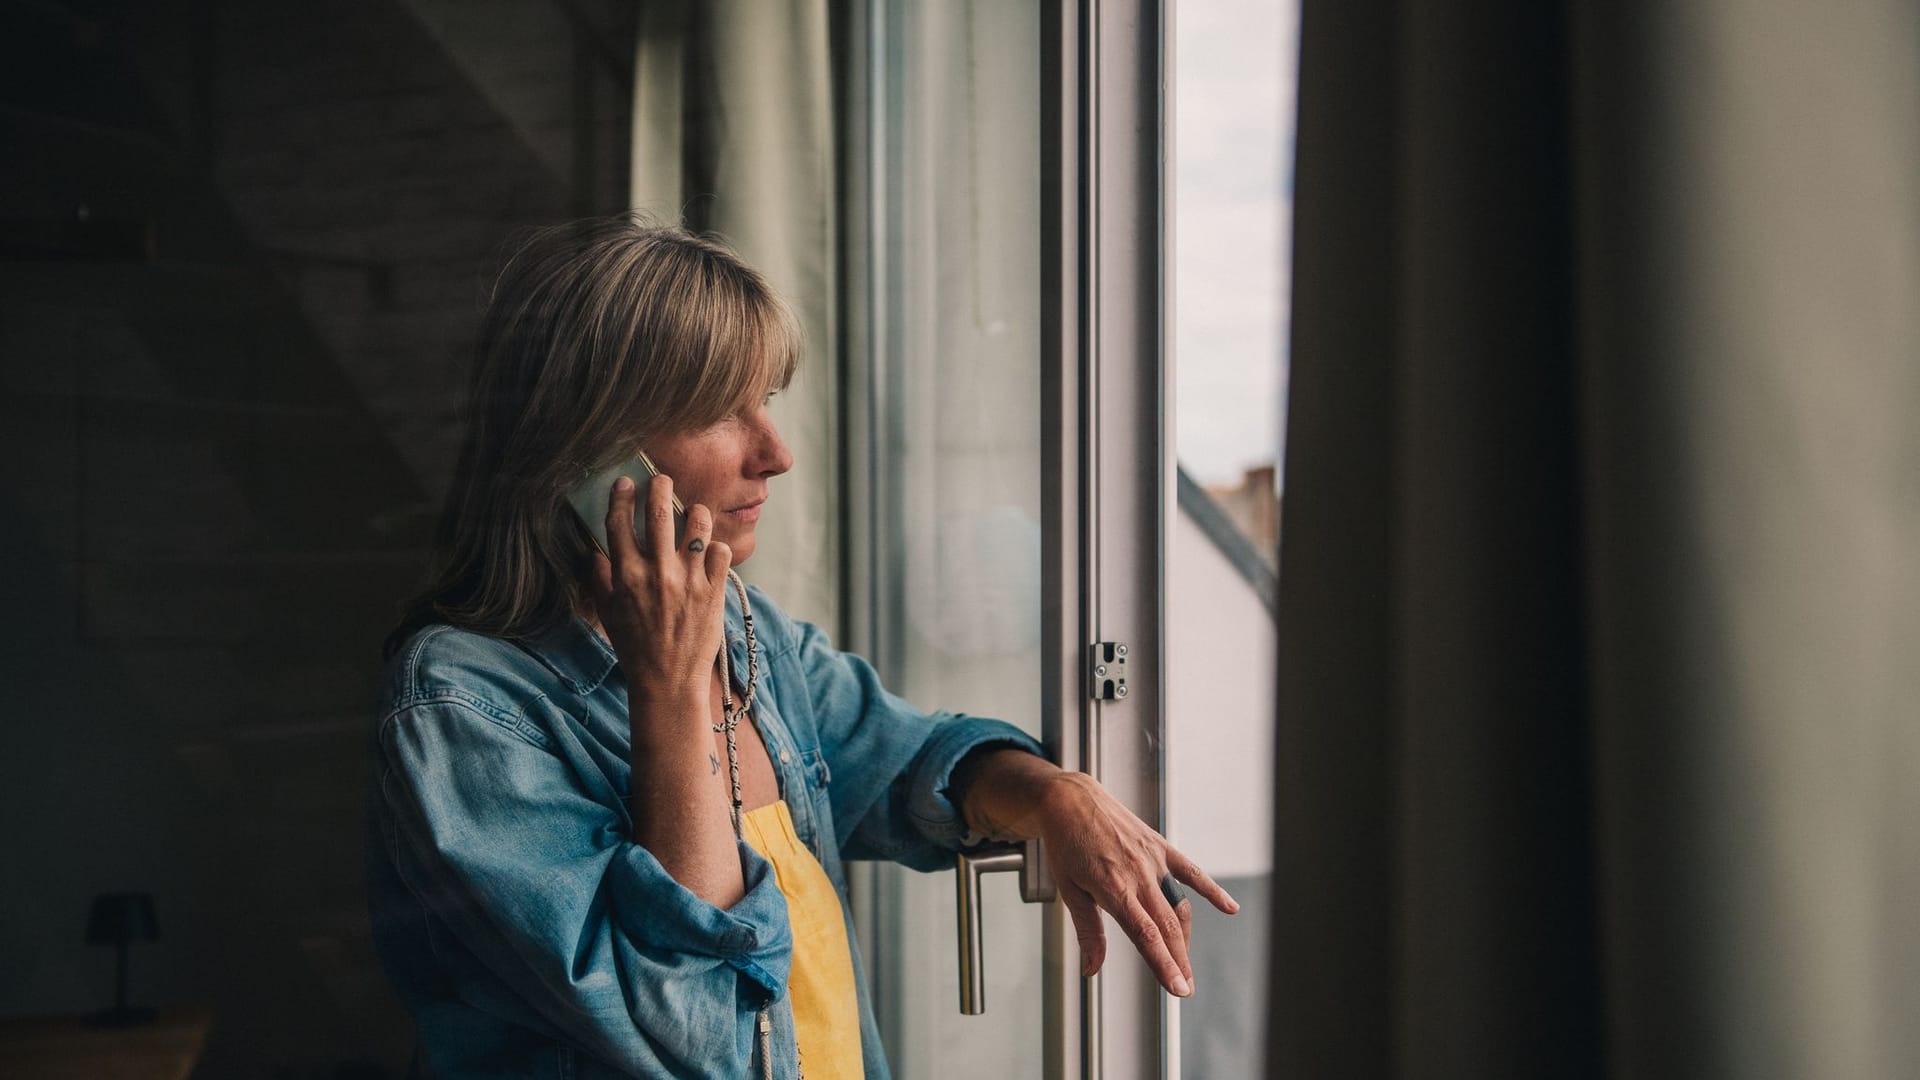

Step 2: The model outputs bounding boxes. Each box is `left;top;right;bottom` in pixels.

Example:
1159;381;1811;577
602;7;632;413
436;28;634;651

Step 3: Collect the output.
718;533;754;565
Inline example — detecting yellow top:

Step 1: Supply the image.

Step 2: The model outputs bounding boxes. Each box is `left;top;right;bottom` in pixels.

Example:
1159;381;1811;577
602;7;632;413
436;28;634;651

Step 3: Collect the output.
738;799;862;1078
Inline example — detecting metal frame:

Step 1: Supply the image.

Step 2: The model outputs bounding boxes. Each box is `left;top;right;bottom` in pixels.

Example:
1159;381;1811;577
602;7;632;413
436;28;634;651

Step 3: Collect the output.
1039;0;1088;1069
841;0;909;1061
1044;0;1171;1076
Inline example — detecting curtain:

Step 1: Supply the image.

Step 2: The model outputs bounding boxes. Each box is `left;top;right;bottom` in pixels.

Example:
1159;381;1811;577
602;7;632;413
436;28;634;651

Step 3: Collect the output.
630;0;841;630
1270;0;1920;1076
857;4;1049;1076
631;5;1050;1077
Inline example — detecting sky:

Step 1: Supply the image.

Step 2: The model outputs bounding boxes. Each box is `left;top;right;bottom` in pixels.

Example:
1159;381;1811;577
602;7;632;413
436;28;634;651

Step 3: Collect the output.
1173;0;1298;491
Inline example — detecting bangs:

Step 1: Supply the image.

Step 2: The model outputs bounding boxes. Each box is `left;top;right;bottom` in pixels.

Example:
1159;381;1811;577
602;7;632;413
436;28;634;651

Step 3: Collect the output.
710;282;802;418
589;224;806;445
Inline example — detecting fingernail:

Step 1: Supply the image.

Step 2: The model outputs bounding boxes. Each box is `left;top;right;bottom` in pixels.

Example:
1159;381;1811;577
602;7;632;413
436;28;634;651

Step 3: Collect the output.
1172;975;1191;996
615;476;633;492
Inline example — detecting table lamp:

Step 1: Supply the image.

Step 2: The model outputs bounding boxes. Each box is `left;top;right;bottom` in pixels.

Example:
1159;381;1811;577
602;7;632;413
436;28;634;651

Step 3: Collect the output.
85;891;159;1026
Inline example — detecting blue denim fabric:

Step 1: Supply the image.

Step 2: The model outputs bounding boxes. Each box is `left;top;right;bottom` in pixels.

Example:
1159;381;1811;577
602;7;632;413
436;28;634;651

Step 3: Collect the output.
366;581;1045;1079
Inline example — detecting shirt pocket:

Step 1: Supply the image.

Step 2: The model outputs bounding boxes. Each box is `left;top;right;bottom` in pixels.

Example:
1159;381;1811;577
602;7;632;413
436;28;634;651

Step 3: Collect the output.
801;748;851;899
798;747;842;875
800;746;832;791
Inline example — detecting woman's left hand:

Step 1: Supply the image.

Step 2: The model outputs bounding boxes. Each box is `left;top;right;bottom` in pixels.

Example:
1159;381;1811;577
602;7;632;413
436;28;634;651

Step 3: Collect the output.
956;750;1239;997
1029;771;1238;996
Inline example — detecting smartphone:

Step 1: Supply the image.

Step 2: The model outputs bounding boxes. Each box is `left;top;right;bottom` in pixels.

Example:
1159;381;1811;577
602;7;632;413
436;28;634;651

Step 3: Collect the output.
566;451;687;557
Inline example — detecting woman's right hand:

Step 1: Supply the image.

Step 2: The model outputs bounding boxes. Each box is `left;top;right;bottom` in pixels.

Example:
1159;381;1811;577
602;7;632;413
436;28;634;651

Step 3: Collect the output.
584;473;733;724
588;472;749;908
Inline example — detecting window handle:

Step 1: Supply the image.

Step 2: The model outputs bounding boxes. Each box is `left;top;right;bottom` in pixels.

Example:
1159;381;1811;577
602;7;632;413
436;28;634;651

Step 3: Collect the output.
955;838;1055;1014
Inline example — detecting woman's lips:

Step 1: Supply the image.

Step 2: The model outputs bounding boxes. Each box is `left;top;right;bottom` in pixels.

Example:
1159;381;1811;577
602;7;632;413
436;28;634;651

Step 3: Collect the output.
723;499;765;523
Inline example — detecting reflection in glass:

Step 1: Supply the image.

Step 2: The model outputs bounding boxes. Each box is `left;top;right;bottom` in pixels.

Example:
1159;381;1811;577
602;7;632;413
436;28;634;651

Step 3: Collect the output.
1171;0;1297;1076
854;3;1045;1078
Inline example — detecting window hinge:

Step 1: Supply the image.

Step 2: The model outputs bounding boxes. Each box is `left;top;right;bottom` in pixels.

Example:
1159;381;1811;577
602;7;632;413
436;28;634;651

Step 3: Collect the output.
1087;641;1129;701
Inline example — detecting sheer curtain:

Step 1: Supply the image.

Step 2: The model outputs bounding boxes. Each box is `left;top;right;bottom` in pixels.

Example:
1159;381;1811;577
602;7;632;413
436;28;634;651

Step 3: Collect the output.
857;4;1047;1077
632;4;1049;1077
629;0;840;629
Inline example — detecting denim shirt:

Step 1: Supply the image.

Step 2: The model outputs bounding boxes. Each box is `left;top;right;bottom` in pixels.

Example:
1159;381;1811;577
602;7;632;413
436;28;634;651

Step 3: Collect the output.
365;581;1044;1079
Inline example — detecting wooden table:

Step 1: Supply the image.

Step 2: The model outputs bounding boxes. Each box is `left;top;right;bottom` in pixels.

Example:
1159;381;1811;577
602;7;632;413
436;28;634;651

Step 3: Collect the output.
0;1007;212;1080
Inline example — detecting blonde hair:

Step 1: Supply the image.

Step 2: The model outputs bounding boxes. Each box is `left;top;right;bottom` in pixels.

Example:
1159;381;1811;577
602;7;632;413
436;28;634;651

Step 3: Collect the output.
384;214;801;658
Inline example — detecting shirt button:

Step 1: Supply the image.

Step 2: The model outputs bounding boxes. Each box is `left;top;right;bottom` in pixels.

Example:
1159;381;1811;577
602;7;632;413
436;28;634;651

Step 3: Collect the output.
779;749;792;764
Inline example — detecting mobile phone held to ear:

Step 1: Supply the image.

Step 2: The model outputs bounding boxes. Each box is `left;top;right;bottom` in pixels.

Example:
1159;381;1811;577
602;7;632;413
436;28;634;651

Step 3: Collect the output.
567;451;687;557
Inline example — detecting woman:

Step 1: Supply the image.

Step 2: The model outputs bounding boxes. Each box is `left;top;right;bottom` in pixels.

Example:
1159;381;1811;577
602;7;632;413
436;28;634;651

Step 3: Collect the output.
367;215;1236;1079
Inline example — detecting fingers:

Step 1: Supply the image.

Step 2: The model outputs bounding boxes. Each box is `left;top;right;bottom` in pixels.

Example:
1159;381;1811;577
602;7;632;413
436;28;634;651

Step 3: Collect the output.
603;474;730;600
1117;895;1191;997
1059;881;1107;978
703;539;733;588
1159;876;1190;983
1151;882;1194;992
682;502;714;556
679;501;732;587
604;475;642;569
643;474;677;560
1166;847;1240;915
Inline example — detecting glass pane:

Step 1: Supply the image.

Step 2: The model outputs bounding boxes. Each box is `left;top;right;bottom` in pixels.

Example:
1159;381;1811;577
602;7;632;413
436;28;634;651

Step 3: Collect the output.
858;2;1046;1078
1170;0;1297;1075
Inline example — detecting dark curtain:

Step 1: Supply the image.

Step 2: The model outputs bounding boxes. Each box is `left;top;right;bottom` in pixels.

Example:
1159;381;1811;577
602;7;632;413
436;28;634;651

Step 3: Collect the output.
1269;0;1919;1076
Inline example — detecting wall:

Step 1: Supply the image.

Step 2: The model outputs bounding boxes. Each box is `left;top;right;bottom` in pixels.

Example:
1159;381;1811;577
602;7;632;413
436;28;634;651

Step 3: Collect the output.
0;2;630;1075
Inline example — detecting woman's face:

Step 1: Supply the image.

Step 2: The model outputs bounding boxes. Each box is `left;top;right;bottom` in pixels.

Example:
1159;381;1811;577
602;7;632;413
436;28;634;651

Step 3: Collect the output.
644;396;793;565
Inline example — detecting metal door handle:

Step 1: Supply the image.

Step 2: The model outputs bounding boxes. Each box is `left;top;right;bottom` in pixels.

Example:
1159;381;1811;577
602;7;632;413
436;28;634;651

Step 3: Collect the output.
955;837;1056;1014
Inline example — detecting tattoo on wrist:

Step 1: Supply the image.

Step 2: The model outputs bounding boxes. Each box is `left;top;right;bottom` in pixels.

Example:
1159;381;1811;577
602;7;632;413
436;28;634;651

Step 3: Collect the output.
709;752;720;775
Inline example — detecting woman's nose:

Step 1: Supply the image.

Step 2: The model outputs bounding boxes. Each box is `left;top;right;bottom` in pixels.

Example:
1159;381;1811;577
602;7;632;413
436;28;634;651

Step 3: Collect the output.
755;415;794;477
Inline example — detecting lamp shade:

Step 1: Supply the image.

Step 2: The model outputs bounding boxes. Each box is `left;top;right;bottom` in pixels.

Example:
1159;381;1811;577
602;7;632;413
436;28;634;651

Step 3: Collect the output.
85;892;159;946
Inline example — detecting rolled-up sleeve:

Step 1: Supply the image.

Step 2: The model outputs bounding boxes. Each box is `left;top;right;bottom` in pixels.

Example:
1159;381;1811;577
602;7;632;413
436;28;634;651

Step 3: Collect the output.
783;609;1045;871
376;697;791;1074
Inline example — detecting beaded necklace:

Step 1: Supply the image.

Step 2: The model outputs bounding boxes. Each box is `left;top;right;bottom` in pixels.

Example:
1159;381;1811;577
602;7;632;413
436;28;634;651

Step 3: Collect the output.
715;568;759;833
713;570;796;1080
